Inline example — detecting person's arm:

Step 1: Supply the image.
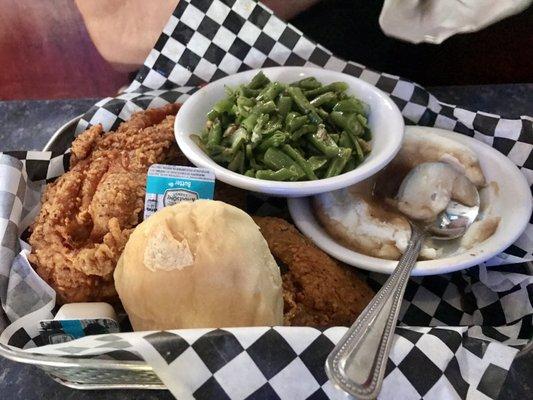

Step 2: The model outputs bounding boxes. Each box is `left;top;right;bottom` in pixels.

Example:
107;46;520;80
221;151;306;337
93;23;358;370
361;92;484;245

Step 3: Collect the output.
75;0;179;72
76;0;320;72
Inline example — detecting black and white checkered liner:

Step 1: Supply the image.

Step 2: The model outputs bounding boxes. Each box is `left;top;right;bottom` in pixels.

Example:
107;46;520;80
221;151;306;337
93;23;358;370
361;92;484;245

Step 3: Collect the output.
1;0;532;399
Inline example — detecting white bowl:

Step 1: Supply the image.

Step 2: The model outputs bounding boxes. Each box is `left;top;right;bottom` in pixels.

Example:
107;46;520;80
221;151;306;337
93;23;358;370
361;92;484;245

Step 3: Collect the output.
174;66;404;197
288;126;532;275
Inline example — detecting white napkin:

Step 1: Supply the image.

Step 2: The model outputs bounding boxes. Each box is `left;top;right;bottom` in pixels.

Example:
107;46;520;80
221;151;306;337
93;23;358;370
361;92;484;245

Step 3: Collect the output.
379;0;531;44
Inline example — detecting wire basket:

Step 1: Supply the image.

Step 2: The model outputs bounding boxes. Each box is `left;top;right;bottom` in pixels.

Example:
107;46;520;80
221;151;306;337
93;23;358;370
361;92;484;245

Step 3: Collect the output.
0;116;168;390
0;341;165;389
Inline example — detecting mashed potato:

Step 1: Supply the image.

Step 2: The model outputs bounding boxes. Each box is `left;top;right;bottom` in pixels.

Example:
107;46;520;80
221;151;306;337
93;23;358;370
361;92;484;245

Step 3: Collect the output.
313;129;500;260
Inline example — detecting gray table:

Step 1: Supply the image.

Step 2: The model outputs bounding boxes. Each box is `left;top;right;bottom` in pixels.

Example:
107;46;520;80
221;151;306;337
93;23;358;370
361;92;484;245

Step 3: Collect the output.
0;84;531;399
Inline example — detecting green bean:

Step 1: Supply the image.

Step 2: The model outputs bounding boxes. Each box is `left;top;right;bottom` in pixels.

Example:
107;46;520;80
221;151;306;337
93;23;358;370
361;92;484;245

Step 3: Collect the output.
307;132;339;158
357;137;372;154
223;124;238;138
213;97;235;114
191;135;208;154
237;96;255;108
206;143;228;155
287;115;308;132
219;113;233;128
212;152;233;163
201;125;210;142
316;108;329;120
291;124;316;141
244;169;256;177
310;92;337;107
277;96;292;118
325;148;352;178
322;97;339;110
248;71;270;90
333;98;365;114
247;144;264;170
338;92;349;100
210;145;235;163
282;144;318;180
229;127;249;154
257;82;285;102
251;114;269;144
238;85;261;98
291;76;322;90
285;112;301;128
339;131;352;148
206;120;222;147
256;167;300;181
329;133;339;143
264;147;304;177
234;104;249;119
287;86;323;124
264;122;282;136
308;156;328;171
254;100;277;114
305;82;349;98
356;114;368;127
241;112;259;132
329;111;363;138
246;143;254;160
228;149;245;173
299;139;323;157
316;124;338;146
206;109;218;121
343;157;358;173
353;138;365;161
257;131;289;152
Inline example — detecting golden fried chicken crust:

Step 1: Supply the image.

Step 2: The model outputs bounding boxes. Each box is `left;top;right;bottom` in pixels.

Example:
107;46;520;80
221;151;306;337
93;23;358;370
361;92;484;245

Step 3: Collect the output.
29;104;181;304
253;216;374;327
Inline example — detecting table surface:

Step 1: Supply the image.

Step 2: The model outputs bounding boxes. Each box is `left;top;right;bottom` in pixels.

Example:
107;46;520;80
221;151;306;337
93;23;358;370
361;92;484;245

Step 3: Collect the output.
0;84;531;399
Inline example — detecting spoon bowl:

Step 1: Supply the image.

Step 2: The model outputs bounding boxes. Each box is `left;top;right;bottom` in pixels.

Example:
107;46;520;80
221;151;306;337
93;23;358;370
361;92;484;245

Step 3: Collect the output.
428;197;480;240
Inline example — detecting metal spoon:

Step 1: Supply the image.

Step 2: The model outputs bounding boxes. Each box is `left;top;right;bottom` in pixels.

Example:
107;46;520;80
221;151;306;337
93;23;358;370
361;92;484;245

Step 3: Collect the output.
325;166;480;400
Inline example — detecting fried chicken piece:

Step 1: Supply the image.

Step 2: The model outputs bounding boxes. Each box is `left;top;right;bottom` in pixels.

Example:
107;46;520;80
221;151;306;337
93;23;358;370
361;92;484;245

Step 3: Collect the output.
29;104;181;304
253;217;374;327
214;181;247;210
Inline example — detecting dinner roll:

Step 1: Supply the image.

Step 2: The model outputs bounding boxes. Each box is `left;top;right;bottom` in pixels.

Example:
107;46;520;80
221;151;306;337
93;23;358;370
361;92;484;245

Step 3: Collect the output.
114;200;283;331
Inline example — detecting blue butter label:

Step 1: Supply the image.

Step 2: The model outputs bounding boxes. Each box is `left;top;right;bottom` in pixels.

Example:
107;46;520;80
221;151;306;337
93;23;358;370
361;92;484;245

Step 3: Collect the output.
144;164;215;218
39;318;120;345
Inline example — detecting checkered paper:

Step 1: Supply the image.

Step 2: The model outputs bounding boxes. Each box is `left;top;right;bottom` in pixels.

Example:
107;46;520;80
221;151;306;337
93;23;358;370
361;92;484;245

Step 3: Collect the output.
0;0;532;399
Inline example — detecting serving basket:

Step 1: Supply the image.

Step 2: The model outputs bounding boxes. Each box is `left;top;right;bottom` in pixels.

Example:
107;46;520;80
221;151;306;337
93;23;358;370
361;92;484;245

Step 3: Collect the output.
0;117;165;390
0;115;531;398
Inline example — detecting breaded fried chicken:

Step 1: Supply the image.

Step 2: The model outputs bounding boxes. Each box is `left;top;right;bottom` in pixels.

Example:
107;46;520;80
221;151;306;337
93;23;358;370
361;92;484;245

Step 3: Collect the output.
29;104;181;303
253;217;374;327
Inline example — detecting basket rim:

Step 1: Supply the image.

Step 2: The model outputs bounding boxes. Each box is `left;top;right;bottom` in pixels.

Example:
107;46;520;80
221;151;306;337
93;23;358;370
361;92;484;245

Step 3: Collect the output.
43;114;82;152
0;341;151;370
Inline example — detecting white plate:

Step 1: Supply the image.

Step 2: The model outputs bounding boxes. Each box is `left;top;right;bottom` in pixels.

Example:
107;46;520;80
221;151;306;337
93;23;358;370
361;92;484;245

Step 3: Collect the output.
174;66;404;197
288;126;532;276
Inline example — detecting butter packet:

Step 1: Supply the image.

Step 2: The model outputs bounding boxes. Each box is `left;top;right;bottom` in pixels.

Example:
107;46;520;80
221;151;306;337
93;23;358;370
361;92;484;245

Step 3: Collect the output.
39;319;120;345
39;302;120;345
144;164;215;218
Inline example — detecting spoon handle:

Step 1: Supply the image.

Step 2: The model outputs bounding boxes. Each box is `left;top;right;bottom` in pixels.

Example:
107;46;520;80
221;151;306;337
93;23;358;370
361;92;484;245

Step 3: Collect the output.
326;227;425;399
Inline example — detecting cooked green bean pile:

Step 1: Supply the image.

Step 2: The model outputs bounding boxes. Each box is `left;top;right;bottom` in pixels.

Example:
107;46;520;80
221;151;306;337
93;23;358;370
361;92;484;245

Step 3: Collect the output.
193;71;372;181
